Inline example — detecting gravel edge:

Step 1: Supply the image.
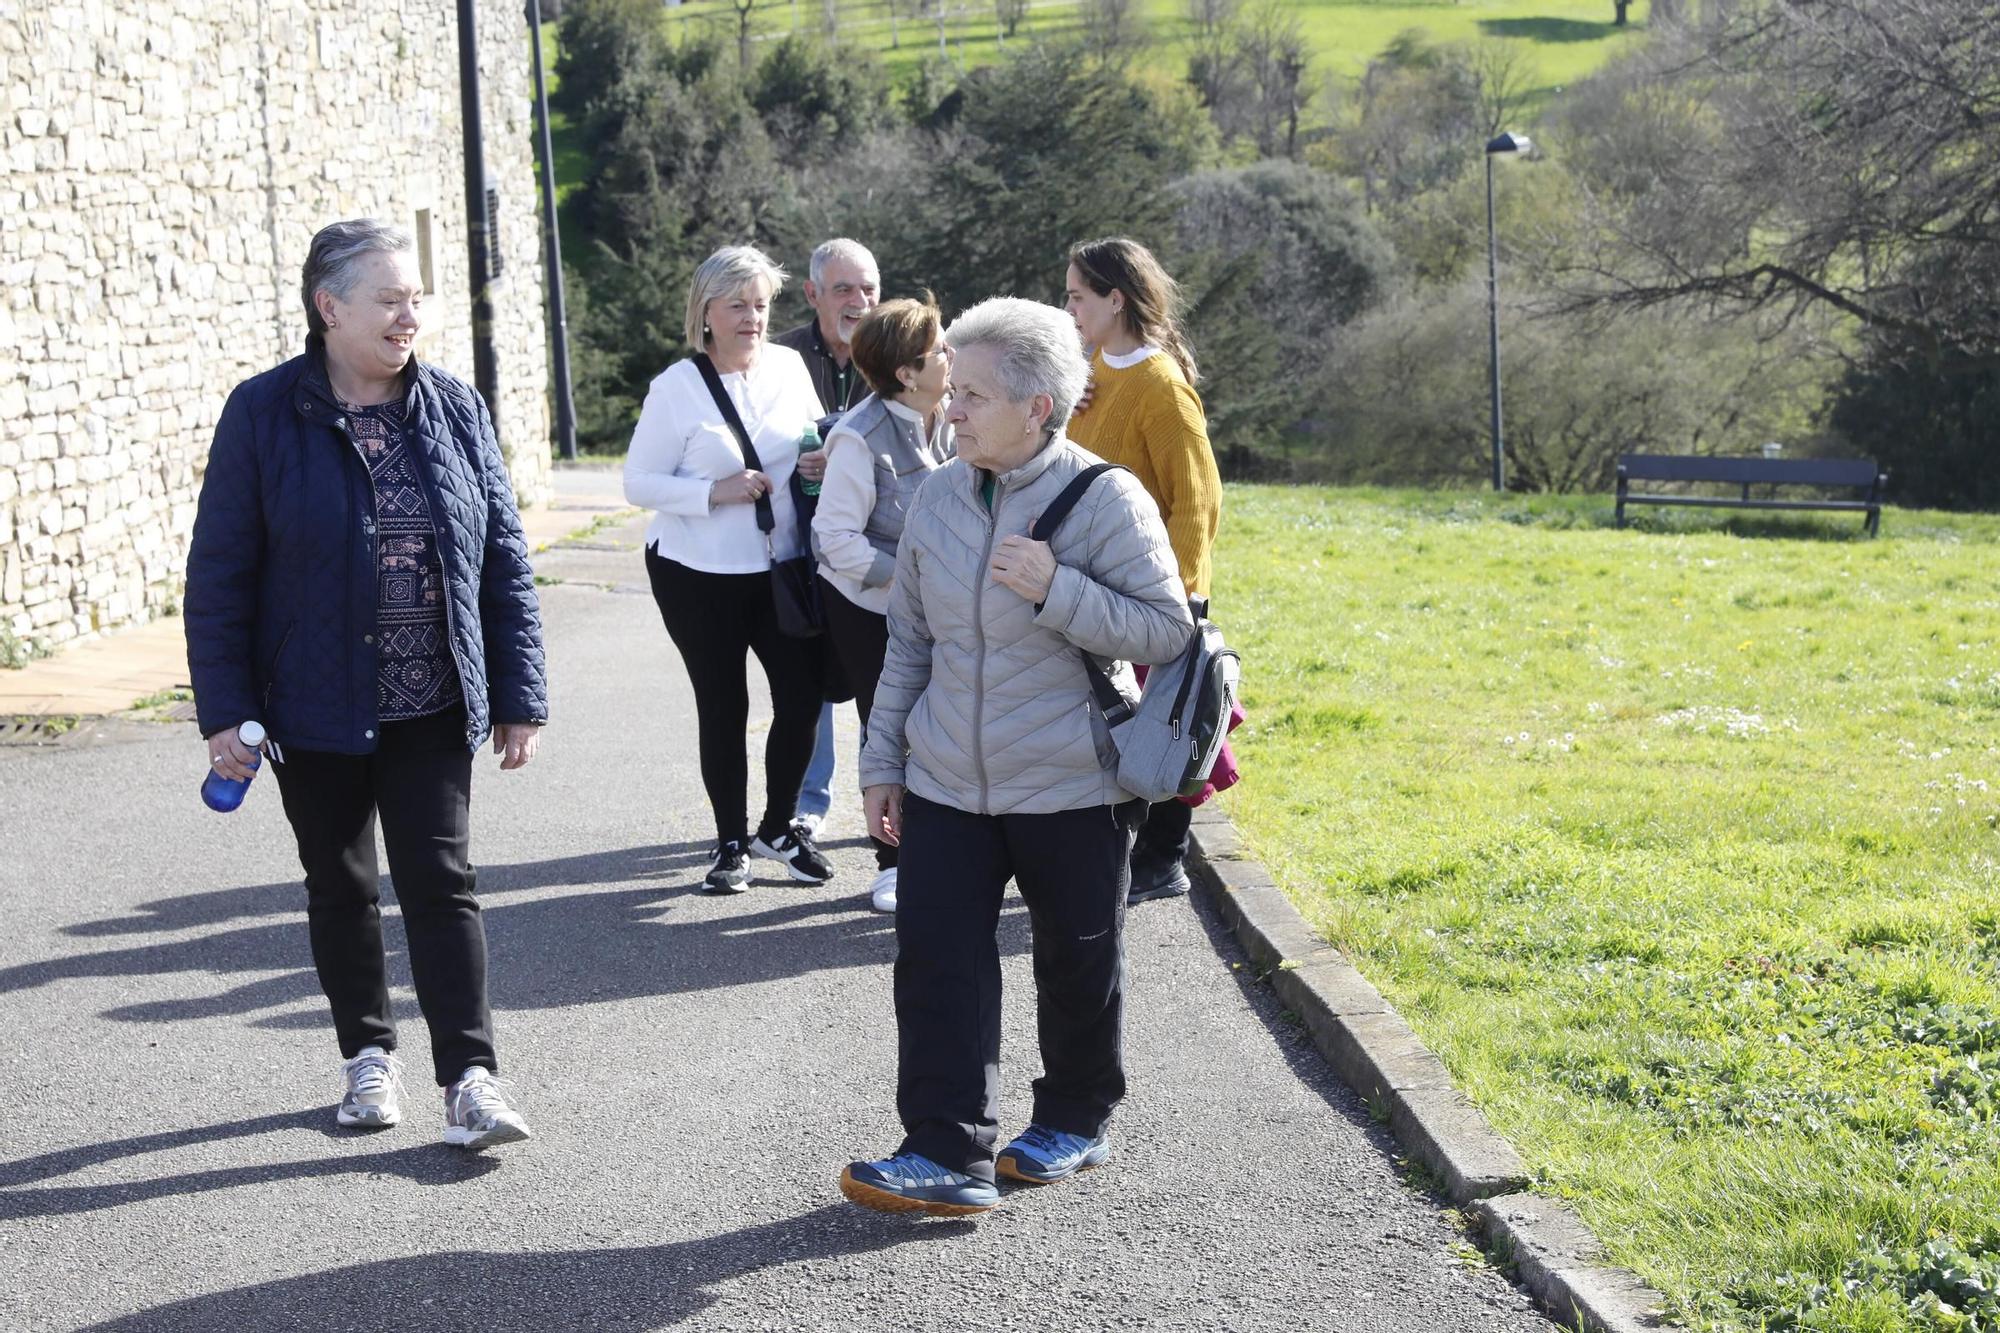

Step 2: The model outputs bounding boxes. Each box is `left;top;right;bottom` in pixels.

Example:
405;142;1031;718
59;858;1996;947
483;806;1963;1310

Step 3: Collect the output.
1186;802;1681;1333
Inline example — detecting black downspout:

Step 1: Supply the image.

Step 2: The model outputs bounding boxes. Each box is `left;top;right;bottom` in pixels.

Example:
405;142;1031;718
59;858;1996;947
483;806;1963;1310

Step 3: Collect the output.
456;0;503;440
526;0;577;460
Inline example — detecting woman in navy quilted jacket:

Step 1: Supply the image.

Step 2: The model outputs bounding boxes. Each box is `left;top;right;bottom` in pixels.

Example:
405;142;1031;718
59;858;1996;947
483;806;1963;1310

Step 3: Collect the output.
185;218;547;1151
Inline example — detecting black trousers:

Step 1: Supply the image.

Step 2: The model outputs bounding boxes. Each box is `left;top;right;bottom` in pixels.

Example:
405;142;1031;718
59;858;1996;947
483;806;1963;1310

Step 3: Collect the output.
893;790;1143;1181
818;576;894;871
270;706;494;1087
647;547;823;846
1133;798;1193;871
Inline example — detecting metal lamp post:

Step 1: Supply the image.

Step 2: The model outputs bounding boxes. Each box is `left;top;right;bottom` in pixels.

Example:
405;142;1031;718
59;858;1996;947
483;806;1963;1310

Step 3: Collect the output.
1484;131;1531;492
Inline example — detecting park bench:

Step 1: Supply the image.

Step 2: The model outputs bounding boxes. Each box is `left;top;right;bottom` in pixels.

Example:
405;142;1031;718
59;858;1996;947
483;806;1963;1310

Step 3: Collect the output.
1615;454;1888;536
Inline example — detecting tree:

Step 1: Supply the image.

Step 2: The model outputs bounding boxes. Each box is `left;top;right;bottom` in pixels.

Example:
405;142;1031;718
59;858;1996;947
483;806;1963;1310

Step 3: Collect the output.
902;47;1205;312
1083;0;1142;60
1553;0;2000;360
1339;30;1480;214
1164;160;1396;458
749;36;893;164
1613;0;1630;24
726;0;759;71
1317;280;1837;492
995;0;1027;40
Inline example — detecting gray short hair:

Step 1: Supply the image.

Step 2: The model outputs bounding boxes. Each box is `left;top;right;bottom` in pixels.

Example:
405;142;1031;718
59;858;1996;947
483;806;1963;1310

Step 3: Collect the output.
808;238;878;288
945;297;1091;434
302;218;415;335
685;245;787;351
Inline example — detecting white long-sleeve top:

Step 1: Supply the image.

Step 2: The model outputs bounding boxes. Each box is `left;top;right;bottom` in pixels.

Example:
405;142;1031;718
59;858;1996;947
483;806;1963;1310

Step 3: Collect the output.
622;346;822;574
813;397;950;616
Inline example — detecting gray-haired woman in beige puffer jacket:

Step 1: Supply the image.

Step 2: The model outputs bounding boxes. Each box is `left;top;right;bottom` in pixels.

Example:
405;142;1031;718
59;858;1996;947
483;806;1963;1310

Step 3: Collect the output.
841;297;1193;1218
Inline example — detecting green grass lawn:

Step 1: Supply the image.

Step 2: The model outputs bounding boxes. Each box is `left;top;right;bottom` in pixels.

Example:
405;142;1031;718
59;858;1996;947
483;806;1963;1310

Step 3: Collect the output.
646;0;1649;94
1214;486;2000;1333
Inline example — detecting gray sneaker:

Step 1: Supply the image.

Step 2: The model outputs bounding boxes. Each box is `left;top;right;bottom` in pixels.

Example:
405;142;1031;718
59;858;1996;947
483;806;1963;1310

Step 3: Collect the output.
336;1046;404;1129
443;1067;532;1151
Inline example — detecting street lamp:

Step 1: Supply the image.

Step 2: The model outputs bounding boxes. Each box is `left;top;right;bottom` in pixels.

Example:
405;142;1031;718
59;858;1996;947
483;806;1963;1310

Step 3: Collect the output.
1484;131;1531;492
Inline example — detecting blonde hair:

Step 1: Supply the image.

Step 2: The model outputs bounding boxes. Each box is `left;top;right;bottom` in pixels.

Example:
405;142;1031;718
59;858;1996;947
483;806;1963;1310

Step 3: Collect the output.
684;245;787;352
1066;237;1200;386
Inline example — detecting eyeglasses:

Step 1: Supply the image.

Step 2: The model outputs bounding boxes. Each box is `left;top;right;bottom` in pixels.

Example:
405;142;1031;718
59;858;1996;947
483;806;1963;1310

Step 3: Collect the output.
912;343;954;369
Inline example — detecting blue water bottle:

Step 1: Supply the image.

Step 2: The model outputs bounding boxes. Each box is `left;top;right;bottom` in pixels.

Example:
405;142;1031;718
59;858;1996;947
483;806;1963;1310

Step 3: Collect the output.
201;720;266;813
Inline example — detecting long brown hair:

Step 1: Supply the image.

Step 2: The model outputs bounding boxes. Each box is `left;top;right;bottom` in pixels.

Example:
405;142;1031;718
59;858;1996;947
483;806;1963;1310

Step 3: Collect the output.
1066;237;1200;386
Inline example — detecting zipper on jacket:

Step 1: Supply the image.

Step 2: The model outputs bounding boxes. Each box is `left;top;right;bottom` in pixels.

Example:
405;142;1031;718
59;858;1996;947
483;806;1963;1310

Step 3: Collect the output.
339;405;476;746
970;472;1004;815
403;415;476;742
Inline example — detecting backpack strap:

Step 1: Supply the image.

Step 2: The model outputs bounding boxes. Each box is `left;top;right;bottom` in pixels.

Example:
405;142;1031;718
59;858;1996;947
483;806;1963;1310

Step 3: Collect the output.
1029;461;1134;727
1030;462;1125;544
693;352;775;536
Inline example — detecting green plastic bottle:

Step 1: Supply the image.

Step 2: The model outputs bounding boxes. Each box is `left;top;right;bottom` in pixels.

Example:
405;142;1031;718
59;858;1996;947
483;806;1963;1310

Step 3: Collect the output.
798;424;822;497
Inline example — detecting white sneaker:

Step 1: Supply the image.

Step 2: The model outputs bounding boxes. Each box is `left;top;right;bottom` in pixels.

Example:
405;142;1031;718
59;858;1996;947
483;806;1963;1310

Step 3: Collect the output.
796;811;825;838
869;866;898;914
336;1046;404;1129
443;1067;532;1151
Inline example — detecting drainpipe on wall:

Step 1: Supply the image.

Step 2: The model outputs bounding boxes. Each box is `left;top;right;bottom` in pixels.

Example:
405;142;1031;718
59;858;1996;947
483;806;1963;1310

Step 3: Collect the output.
526;0;578;460
455;0;503;444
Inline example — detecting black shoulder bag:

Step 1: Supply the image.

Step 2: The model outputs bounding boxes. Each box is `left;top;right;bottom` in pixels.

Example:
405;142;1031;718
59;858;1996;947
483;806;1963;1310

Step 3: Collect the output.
693;353;824;639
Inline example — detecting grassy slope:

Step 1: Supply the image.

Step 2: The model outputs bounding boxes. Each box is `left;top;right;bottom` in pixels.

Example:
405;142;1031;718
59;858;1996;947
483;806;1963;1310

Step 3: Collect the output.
646;0;1650;95
1215;485;2000;1332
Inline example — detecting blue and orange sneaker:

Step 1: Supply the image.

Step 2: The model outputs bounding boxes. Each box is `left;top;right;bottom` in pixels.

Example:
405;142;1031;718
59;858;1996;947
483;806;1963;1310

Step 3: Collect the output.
995;1124;1110;1184
839;1152;999;1216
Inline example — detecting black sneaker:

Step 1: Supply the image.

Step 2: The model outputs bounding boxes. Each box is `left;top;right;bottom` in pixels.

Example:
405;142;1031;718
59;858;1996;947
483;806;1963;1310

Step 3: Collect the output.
705;840;751;894
1128;858;1191;905
750;821;834;884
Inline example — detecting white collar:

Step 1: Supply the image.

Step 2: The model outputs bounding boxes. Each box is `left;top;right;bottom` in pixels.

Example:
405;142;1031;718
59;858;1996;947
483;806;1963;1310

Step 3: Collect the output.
1101;345;1159;370
882;396;923;423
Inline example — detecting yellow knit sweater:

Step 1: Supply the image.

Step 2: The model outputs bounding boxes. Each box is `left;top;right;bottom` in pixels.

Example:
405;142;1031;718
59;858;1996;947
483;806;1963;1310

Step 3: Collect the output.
1067;348;1222;596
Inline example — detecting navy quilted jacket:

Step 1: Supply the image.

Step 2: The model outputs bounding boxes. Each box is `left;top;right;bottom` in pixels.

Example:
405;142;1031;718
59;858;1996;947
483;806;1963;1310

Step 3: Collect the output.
184;343;548;754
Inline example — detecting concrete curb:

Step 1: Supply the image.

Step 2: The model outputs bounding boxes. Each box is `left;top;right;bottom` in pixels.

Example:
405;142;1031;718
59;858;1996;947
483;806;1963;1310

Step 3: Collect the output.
1185;802;1680;1333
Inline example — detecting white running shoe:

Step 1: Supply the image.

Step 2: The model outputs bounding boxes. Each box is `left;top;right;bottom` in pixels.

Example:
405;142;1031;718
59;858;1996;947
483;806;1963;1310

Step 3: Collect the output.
869;866;898;914
442;1067;532;1151
336;1046;404;1129
796;811;825;838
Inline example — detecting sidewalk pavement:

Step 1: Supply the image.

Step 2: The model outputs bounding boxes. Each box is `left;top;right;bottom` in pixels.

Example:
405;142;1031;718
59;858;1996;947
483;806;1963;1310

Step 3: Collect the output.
0;465;633;720
0;493;1555;1331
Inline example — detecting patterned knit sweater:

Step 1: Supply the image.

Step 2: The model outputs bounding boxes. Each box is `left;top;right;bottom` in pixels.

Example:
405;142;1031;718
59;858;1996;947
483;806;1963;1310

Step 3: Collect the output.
1065;348;1222;597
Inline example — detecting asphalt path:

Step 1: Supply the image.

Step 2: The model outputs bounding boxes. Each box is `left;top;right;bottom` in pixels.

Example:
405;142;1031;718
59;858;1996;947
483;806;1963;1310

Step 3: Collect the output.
0;507;1554;1332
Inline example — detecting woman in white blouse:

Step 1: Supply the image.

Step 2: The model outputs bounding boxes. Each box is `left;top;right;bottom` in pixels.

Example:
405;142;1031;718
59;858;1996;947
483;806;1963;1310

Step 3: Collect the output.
624;246;834;894
811;296;954;914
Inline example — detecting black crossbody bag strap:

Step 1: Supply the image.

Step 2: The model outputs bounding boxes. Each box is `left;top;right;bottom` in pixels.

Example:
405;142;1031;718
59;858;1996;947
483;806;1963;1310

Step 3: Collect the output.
1029;463;1135;727
693;353;775;537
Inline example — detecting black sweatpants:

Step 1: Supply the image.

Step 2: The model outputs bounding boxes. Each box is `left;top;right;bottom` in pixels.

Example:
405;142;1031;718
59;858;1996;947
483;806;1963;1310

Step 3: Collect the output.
893;790;1144;1181
818;575;894;871
270;706;494;1088
647;546;823;846
1132;798;1193;872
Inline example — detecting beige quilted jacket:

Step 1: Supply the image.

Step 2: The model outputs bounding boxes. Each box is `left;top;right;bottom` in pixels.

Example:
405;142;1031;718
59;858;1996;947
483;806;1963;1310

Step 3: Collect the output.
859;436;1194;815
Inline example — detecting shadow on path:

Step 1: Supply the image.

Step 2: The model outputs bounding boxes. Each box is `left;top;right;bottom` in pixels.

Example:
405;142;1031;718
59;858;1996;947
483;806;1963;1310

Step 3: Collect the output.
82;1205;962;1331
0;1108;339;1189
0;1133;498;1221
8;842;1028;1025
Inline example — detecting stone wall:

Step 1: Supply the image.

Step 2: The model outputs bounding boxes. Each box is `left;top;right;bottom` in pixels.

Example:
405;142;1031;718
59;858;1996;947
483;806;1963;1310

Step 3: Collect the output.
1;1;553;653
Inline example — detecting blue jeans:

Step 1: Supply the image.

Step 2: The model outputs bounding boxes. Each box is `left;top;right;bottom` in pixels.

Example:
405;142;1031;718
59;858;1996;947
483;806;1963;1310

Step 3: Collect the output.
798;701;836;820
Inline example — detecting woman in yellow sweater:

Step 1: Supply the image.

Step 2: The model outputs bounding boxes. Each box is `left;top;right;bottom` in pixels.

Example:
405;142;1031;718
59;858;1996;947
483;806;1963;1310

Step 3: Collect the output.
1063;236;1224;904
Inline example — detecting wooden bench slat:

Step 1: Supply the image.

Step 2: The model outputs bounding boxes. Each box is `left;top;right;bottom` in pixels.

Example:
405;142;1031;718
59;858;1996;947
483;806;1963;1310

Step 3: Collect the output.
1622;495;1875;513
1618;455;1882;486
1614;452;1886;537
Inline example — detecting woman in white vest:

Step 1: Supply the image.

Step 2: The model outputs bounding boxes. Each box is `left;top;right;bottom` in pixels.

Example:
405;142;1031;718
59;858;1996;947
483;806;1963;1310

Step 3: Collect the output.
811;296;955;914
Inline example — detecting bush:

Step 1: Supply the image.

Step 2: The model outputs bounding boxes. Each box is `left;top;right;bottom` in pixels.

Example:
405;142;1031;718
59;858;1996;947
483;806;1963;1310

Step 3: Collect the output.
1164;160;1396;459
1315;278;1836;491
